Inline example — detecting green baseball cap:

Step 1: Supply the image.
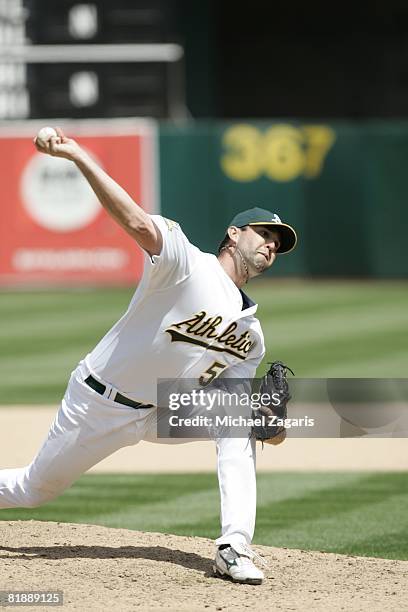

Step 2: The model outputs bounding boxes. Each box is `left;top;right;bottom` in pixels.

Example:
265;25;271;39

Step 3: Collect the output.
228;206;297;254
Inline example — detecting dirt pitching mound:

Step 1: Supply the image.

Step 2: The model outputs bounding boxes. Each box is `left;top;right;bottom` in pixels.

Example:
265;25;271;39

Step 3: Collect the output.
0;521;407;611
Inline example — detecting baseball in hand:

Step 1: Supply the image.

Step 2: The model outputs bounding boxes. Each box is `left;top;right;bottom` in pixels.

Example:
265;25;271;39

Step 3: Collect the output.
36;126;58;147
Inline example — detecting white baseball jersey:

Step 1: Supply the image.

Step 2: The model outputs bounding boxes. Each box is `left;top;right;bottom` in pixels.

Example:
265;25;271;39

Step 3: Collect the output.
85;215;266;404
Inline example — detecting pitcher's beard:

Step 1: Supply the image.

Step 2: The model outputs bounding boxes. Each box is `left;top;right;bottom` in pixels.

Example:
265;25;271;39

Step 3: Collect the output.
235;247;249;281
237;248;268;278
254;256;268;272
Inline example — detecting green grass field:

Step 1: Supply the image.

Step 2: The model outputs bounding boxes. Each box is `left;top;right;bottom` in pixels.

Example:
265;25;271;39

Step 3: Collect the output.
0;472;407;560
0;280;407;404
1;281;407;562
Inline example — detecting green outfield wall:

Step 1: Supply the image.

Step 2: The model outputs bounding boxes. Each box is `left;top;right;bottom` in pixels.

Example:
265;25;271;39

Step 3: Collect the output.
159;121;408;278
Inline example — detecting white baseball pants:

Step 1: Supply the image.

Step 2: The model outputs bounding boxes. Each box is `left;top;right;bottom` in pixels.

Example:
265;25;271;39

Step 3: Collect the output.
0;362;257;549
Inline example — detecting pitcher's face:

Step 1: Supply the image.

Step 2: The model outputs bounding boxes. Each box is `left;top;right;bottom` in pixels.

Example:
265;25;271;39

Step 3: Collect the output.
236;225;281;276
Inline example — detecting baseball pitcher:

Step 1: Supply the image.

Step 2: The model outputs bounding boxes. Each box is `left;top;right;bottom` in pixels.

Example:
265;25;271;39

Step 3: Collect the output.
0;128;297;585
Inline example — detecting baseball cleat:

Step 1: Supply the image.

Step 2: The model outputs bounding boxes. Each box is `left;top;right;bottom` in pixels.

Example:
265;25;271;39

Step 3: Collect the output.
213;544;265;585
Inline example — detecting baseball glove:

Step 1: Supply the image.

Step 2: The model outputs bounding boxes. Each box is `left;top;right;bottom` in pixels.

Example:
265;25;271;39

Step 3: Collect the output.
252;361;294;446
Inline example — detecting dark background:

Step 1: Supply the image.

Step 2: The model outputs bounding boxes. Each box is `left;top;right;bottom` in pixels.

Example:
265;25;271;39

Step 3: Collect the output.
25;0;408;120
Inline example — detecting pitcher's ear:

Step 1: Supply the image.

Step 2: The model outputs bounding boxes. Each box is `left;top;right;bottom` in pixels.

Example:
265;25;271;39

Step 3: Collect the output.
227;226;240;242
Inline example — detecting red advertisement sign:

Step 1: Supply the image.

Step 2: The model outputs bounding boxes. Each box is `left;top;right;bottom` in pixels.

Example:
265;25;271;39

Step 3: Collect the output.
0;119;158;285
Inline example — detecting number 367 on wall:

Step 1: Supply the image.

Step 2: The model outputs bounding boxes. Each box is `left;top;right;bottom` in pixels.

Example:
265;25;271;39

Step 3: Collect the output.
221;123;335;183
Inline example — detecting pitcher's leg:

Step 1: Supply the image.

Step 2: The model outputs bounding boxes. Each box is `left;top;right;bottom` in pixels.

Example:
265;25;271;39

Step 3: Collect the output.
215;435;257;548
145;409;257;547
0;377;151;509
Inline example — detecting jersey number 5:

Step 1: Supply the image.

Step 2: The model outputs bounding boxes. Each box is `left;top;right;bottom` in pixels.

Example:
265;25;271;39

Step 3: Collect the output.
199;361;227;386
